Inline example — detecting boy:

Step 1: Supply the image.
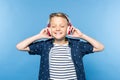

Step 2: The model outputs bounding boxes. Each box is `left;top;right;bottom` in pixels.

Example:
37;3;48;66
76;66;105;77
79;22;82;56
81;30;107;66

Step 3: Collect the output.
16;12;104;80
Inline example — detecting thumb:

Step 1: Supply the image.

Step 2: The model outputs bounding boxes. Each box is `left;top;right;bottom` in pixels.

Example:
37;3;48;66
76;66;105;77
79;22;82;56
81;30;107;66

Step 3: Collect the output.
67;35;73;38
48;36;53;39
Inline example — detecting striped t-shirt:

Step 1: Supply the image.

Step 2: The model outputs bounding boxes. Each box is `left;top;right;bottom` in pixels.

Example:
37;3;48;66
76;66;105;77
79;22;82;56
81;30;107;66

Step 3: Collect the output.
49;43;77;80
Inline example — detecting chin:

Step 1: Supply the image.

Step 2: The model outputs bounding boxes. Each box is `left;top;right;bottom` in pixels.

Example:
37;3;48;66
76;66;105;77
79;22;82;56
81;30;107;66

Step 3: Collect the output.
52;33;66;40
53;36;66;40
54;37;63;40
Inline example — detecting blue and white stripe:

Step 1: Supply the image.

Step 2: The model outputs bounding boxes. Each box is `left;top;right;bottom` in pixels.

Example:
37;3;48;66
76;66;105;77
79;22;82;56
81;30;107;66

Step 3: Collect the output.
49;44;77;80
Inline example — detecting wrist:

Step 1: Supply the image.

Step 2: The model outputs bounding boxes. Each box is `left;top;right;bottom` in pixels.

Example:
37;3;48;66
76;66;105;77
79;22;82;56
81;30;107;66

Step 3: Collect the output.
79;33;85;39
80;34;89;41
34;34;42;40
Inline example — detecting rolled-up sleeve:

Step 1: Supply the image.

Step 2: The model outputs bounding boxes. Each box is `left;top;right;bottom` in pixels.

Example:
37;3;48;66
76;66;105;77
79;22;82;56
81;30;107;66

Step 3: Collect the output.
80;41;94;56
28;41;44;55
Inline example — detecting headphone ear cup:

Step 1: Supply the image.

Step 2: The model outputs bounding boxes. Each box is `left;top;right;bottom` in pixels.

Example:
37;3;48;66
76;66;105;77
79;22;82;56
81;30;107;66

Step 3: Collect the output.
47;24;51;36
47;24;50;27
68;23;72;27
47;29;51;36
67;23;72;35
67;26;71;35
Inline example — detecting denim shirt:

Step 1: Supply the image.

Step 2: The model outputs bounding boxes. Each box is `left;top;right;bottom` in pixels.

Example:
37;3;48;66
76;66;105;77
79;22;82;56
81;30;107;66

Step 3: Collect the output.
28;37;94;80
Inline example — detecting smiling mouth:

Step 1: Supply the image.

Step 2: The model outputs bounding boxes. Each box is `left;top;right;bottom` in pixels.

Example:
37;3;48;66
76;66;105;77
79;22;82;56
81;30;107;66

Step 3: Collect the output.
54;32;62;35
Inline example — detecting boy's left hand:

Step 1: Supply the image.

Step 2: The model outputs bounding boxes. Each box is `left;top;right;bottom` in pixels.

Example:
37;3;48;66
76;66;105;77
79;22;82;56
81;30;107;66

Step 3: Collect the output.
69;26;84;38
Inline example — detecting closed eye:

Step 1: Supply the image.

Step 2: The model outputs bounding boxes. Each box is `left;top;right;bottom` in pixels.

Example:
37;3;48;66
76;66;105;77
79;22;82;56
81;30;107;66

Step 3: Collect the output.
61;26;65;28
51;26;56;28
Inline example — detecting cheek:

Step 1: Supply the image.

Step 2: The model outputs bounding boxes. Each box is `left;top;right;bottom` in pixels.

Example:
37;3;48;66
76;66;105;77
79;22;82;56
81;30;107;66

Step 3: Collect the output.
62;28;68;34
50;28;55;35
51;28;55;33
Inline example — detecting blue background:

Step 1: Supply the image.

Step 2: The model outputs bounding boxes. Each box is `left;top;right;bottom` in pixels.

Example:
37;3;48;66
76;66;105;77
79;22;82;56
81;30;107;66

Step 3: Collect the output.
0;0;120;80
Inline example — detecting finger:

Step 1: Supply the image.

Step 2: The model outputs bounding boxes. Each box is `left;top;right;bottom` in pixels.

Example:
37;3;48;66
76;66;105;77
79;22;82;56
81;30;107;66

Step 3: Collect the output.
71;25;76;29
71;28;76;33
76;28;82;34
43;28;50;33
42;29;47;34
44;27;48;31
48;36;53;39
40;29;45;33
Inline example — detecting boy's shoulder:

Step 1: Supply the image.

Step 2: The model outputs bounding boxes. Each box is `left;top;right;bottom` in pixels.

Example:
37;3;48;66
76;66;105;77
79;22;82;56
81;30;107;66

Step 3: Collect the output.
66;37;81;44
45;37;80;41
45;37;80;42
67;37;80;41
37;37;81;44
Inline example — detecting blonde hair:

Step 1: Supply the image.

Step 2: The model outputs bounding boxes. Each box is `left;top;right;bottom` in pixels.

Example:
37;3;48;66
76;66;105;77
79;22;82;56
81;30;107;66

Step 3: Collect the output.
49;12;70;23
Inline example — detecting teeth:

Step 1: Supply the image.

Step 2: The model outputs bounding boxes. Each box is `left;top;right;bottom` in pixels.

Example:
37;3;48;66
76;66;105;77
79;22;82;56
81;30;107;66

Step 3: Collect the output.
55;32;61;34
56;33;60;35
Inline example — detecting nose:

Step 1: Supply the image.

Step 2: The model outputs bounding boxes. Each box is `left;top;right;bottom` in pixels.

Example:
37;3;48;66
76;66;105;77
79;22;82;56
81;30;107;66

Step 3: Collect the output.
56;26;60;31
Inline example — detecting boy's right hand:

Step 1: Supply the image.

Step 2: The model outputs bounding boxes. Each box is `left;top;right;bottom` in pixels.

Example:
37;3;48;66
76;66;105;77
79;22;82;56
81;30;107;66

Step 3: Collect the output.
37;28;52;39
16;28;52;51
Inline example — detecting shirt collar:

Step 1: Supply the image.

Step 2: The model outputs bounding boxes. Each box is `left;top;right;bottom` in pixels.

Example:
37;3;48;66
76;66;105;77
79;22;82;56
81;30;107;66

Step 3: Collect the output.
48;37;73;47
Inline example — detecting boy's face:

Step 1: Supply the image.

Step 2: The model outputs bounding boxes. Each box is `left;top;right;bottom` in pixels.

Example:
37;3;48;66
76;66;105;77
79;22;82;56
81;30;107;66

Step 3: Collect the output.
49;16;68;40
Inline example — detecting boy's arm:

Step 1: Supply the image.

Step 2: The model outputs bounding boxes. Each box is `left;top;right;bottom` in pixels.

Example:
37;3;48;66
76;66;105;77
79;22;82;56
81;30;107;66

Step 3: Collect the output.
16;34;42;51
16;28;52;51
80;34;104;52
69;27;104;52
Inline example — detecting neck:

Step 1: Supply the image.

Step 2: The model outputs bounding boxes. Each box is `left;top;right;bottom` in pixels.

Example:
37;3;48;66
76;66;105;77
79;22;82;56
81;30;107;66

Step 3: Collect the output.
54;38;68;45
